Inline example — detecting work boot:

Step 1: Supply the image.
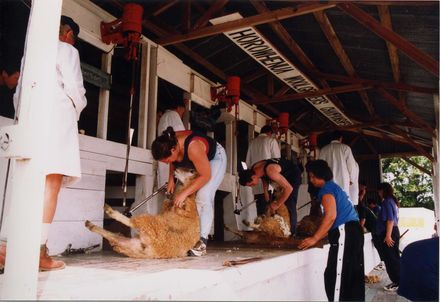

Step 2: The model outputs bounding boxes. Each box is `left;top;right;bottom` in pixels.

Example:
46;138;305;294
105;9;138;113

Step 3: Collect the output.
39;245;65;271
0;244;6;270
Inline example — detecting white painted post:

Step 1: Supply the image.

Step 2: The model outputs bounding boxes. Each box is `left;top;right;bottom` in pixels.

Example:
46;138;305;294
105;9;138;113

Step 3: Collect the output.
225;121;234;174
0;0;62;299
97;52;112;139
433;94;439;234
134;42;152;218
146;46;158;148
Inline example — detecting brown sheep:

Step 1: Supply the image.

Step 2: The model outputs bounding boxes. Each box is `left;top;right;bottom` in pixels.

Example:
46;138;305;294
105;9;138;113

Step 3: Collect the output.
85;169;200;259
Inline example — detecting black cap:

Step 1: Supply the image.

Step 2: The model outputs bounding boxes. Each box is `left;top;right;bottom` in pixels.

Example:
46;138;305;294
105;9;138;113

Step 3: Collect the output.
61;15;80;38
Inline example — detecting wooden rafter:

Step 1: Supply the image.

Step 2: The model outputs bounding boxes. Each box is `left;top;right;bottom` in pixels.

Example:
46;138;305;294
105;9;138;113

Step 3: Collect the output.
141;18;279;115
345;128;429;155
360;134;378;155
191;0;229;30
402;157;432;175
376;88;434;134
267;74;274;96
337;2;439;77
242;69;266;84
313;10;374;115
182;0;191;33
250;0;346;112
151;0;179;17
157;3;336;45
274;86;291;98
378;5;400;83
312;71;437;94
349;135;361;147
389;126;434;161
254;83;370;104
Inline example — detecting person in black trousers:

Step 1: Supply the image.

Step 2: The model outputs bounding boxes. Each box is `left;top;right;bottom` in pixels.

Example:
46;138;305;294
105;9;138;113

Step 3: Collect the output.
376;182;401;292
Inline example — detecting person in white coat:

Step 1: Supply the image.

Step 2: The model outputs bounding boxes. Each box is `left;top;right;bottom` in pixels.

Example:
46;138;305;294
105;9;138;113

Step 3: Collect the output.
0;15;87;271
318;131;358;205
245;125;281;215
157;99;186;187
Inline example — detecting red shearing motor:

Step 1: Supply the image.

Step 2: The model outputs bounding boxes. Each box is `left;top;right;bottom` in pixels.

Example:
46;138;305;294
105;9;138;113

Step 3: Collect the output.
277;112;289;135
100;3;144;60
211;76;241;112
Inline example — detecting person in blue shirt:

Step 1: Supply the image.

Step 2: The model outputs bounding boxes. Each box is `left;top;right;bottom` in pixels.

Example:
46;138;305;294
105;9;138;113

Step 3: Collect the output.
376;182;401;292
299;160;364;301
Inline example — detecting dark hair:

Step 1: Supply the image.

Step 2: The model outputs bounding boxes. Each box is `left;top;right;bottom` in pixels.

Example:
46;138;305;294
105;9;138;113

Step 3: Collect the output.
260;125;272;134
2;59;20;75
378;182;399;206
61;15;80;38
238;169;255;186
151;127;178;160
330;130;343;141
169;98;185;110
305;160;333;181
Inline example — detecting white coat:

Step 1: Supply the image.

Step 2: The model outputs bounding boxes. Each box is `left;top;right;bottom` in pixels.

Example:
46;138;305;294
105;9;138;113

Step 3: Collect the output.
14;41;87;187
318;140;358;204
157;109;185;186
349;161;359;205
245;133;281;194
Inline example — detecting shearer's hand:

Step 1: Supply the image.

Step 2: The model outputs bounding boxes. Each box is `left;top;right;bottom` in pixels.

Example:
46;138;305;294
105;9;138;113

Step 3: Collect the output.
173;193;187;208
167;180;175;195
298;236;318;250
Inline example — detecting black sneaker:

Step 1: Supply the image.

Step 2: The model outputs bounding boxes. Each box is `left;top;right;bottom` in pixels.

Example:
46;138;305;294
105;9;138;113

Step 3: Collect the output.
188;240;207;257
384;282;399;292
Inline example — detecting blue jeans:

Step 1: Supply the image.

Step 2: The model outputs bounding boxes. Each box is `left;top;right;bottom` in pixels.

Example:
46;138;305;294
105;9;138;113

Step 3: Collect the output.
195;143;227;239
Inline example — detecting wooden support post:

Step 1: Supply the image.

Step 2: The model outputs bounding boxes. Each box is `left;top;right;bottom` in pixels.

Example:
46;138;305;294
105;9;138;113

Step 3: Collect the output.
97;52;112;139
0;1;62;299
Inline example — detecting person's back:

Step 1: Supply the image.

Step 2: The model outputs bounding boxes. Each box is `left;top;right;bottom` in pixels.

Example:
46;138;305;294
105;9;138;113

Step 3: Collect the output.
246;125;280;166
245;125;280;215
319;131;357;200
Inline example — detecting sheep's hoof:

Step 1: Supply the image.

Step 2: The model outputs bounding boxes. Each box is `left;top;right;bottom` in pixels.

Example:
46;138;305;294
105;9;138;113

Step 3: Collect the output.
104;204;113;215
85;220;94;230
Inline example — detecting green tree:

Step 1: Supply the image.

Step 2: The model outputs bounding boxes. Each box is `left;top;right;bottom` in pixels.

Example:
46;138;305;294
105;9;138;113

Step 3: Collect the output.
381;156;434;209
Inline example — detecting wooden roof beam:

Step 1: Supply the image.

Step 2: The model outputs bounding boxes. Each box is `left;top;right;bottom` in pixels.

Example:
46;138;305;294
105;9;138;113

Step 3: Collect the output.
313;10;375;116
182;0;191;33
312;71;437;94
377;88;434;134
377;5;400;83
191;0;229;30
250;0;346;112
255;83;371;104
141;18;278;115
337;2;439;78
402;157;432;176
157;3;336;45
150;0;179;17
390;126;434;161
360;134;378;155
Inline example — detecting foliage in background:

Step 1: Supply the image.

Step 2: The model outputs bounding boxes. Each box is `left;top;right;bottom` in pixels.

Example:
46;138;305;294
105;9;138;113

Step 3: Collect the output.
382;156;433;209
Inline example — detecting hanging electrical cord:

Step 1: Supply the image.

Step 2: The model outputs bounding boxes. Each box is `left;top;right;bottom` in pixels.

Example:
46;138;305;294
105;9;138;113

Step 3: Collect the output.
121;44;140;208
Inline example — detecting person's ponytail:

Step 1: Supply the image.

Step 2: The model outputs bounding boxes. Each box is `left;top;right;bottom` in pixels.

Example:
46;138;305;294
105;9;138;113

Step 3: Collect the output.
152;127;178;160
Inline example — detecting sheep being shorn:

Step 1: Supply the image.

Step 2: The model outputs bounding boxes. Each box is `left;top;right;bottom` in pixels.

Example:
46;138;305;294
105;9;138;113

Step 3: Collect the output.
85;169;200;259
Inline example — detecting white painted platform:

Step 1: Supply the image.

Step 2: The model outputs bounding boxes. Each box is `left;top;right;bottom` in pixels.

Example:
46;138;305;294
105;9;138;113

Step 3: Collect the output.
0;234;380;300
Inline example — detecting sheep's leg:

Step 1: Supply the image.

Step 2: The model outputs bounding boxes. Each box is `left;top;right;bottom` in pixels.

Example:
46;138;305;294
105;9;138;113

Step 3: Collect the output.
104;204;133;228
242;219;260;230
85;220;147;257
224;224;244;238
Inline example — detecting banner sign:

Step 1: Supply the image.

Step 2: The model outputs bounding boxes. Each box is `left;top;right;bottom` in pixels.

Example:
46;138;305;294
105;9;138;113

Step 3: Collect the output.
211;13;353;126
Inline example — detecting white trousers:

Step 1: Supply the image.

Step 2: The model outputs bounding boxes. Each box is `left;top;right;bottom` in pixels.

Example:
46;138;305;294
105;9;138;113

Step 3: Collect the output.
196;144;227;239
